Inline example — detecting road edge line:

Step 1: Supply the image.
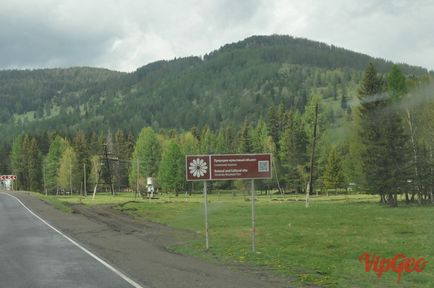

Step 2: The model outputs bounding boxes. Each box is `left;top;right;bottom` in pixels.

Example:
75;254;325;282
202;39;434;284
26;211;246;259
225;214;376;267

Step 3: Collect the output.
0;192;146;288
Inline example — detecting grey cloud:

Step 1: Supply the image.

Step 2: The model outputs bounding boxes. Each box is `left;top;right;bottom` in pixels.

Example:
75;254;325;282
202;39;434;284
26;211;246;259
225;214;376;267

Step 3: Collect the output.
0;0;433;71
0;20;114;68
209;0;263;27
0;0;123;69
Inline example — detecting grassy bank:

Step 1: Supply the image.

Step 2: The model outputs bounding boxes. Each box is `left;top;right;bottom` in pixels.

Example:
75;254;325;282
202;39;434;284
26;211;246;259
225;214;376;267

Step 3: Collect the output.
38;192;433;287
36;194;73;213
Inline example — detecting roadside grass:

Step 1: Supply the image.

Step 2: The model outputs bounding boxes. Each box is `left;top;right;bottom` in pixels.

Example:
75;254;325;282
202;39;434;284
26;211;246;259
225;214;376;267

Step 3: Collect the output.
36;194;73;213
38;191;433;287
36;191;138;208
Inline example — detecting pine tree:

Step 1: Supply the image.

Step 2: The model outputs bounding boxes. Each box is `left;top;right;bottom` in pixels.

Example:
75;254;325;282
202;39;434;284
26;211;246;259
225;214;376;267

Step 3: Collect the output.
237;119;253;153
323;147;345;193
267;105;280;151
21;135;32;190
11;134;42;191
252;119;269;153
27;137;42;191
10;135;24;190
358;63;408;206
277;104;288;135
279;111;308;192
0;144;10;175
388;65;423;203
387;65;408;99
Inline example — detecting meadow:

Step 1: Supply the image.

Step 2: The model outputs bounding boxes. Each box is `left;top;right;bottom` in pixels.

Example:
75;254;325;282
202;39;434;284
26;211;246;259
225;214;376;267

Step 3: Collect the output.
39;191;433;287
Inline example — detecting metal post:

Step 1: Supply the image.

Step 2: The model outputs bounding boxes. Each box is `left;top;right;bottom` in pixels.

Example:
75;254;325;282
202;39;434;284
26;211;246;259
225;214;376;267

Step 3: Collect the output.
251;179;256;253
84;163;87;197
43;164;47;196
204;181;209;250
69;159;72;196
431;148;434;204
136;158;139;199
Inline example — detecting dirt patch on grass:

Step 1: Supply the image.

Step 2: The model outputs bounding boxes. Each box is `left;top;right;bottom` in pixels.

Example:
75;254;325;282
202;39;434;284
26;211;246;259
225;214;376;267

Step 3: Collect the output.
70;203;195;249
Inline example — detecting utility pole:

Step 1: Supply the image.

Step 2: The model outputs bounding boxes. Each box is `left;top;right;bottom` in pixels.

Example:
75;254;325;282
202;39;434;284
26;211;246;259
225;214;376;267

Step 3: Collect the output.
94;144;118;198
102;144;115;196
306;103;318;208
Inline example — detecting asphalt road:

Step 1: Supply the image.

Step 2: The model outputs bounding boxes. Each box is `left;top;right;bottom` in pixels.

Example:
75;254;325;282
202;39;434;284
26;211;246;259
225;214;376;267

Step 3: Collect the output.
0;192;144;288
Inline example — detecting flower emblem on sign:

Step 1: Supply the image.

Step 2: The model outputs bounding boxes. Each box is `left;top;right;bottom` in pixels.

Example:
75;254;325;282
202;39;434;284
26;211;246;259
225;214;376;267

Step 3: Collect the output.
189;158;208;178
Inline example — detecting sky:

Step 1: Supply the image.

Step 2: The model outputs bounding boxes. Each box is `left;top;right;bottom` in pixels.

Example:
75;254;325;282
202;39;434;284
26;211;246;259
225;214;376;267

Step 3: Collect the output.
1;0;433;72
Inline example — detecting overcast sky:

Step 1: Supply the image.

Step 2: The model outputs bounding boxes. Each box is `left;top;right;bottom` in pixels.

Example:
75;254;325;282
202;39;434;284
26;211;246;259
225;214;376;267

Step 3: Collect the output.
1;0;433;72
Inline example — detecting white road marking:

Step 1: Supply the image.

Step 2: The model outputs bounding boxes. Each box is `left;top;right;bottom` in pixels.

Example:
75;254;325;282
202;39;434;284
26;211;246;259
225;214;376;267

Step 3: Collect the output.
0;192;146;288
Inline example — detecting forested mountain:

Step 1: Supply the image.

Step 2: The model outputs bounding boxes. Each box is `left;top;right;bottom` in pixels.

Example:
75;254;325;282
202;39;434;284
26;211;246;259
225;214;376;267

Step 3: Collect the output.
0;35;431;143
2;35;434;206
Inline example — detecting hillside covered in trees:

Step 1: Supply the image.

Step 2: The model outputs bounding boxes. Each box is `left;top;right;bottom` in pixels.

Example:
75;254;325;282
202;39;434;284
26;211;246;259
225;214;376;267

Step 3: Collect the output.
0;35;431;142
1;35;434;206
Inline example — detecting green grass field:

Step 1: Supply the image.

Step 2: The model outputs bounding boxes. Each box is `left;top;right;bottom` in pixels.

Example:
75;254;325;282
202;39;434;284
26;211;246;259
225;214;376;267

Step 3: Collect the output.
38;192;433;287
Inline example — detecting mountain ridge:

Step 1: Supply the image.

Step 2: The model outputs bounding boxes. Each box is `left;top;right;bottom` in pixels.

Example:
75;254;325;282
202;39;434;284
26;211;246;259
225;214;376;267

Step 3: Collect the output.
0;35;431;143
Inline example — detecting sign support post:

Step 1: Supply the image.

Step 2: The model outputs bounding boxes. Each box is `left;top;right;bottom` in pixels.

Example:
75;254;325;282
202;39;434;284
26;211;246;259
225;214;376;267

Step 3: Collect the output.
136;158;139;199
43;164;47;196
251;179;256;253
84;163;87;197
204;181;209;250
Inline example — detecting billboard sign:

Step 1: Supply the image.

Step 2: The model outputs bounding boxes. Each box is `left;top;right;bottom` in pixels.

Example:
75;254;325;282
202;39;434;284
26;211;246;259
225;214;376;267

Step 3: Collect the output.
186;154;272;181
